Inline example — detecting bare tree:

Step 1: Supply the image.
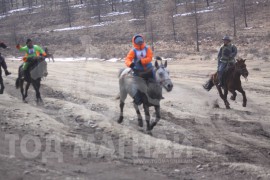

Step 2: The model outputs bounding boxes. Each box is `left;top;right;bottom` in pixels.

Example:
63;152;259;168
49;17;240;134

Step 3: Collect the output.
109;0;116;12
131;0;149;19
184;0;200;51
86;0;104;23
206;0;209;7
27;0;33;13
194;0;199;52
242;0;248;27
232;0;237;37
60;0;73;27
0;0;10;15
166;0;177;42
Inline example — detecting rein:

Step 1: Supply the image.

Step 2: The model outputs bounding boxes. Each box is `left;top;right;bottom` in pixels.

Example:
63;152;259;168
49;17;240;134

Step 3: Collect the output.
233;63;248;82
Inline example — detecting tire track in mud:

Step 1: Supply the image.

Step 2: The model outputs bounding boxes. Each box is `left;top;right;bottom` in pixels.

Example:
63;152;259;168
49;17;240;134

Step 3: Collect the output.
3;70;270;179
161;82;270;170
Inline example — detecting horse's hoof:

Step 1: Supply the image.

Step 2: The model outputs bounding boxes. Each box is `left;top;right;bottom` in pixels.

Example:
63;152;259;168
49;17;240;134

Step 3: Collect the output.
118;116;123;124
23;100;28;103
146;131;153;136
138;119;143;127
0;89;4;94
243;103;247;107
36;99;44;106
230;96;236;101
150;122;157;130
226;106;231;109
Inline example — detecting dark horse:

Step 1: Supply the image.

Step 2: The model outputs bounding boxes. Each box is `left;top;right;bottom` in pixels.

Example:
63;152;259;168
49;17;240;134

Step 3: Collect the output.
203;58;249;109
118;57;173;133
16;57;48;104
0;42;8;94
44;47;55;62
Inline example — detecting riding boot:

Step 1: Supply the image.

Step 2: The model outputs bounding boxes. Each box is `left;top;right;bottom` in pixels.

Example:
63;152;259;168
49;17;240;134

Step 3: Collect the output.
133;91;143;105
218;72;223;87
4;69;11;76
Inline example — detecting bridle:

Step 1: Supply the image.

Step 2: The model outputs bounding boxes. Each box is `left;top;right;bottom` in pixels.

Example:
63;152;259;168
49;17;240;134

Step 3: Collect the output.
235;62;248;81
154;66;171;85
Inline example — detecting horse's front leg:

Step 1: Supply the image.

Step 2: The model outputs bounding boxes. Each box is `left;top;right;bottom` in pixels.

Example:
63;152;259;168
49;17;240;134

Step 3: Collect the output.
237;86;247;107
134;104;143;127
118;101;125;124
216;86;230;109
229;89;237;101
143;104;151;132
24;82;31;100
0;75;4;94
150;105;160;130
19;80;26;102
223;88;230;109
32;79;43;104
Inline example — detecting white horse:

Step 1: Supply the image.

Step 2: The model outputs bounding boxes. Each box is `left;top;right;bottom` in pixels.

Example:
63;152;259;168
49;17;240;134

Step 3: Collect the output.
118;57;173;133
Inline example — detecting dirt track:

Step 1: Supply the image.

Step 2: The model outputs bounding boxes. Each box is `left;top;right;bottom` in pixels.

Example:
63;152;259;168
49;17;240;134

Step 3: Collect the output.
0;58;270;180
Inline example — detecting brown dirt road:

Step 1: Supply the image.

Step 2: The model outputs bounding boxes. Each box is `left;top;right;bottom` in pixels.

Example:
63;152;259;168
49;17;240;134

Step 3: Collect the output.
0;58;270;180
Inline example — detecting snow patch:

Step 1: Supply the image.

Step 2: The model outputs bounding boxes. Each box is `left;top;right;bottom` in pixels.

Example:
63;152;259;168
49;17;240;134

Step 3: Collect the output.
71;4;86;9
51;21;114;32
91;11;130;19
174;9;214;17
128;18;143;22
244;27;253;30
106;58;121;62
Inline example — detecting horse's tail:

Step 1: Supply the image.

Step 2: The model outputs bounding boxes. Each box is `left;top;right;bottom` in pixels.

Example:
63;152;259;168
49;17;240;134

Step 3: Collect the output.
16;65;23;89
15;78;20;89
203;76;214;91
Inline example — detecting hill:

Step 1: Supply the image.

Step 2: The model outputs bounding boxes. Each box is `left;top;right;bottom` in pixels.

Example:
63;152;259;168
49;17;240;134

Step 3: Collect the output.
0;0;269;60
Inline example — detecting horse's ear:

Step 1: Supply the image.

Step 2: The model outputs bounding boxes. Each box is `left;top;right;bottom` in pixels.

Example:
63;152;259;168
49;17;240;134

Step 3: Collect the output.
155;60;159;68
243;59;246;62
164;60;167;68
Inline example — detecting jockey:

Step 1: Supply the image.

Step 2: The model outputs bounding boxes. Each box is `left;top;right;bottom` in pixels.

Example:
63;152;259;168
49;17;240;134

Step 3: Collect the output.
0;42;11;76
16;39;46;80
125;34;154;105
217;35;237;87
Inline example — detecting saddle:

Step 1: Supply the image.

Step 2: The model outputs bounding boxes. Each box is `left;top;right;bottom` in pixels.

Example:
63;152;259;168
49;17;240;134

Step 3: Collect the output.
20;57;48;81
220;63;235;85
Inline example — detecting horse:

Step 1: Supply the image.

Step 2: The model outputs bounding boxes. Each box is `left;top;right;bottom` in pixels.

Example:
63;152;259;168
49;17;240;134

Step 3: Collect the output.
203;58;249;109
44;47;55;62
118;57;173;133
15;57;48;104
0;42;8;94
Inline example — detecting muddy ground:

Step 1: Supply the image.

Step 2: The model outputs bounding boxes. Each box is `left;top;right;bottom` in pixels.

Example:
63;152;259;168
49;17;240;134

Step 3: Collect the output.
0;58;270;180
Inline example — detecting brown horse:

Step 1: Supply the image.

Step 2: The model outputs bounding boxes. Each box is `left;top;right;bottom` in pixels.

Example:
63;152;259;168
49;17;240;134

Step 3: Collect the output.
44;47;55;62
203;58;249;109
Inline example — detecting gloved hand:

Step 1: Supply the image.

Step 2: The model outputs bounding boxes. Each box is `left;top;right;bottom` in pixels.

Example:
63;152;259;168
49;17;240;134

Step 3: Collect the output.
130;62;135;69
5;70;11;76
136;59;142;65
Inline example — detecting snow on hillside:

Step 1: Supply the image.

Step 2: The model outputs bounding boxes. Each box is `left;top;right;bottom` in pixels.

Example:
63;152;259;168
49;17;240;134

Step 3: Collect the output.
51;21;115;32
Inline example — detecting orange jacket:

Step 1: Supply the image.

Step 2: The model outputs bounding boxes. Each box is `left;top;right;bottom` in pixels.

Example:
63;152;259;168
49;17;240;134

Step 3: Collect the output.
125;35;153;68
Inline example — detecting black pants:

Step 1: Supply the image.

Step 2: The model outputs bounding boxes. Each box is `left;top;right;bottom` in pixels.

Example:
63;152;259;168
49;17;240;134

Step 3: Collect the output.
0;54;7;70
134;69;154;82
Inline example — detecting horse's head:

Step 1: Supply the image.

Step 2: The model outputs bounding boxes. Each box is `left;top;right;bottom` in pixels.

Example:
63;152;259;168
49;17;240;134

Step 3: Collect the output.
154;57;173;92
235;58;249;78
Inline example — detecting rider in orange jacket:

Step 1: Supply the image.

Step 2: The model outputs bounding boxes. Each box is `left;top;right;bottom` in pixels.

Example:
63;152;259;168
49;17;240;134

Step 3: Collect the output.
125;34;154;105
